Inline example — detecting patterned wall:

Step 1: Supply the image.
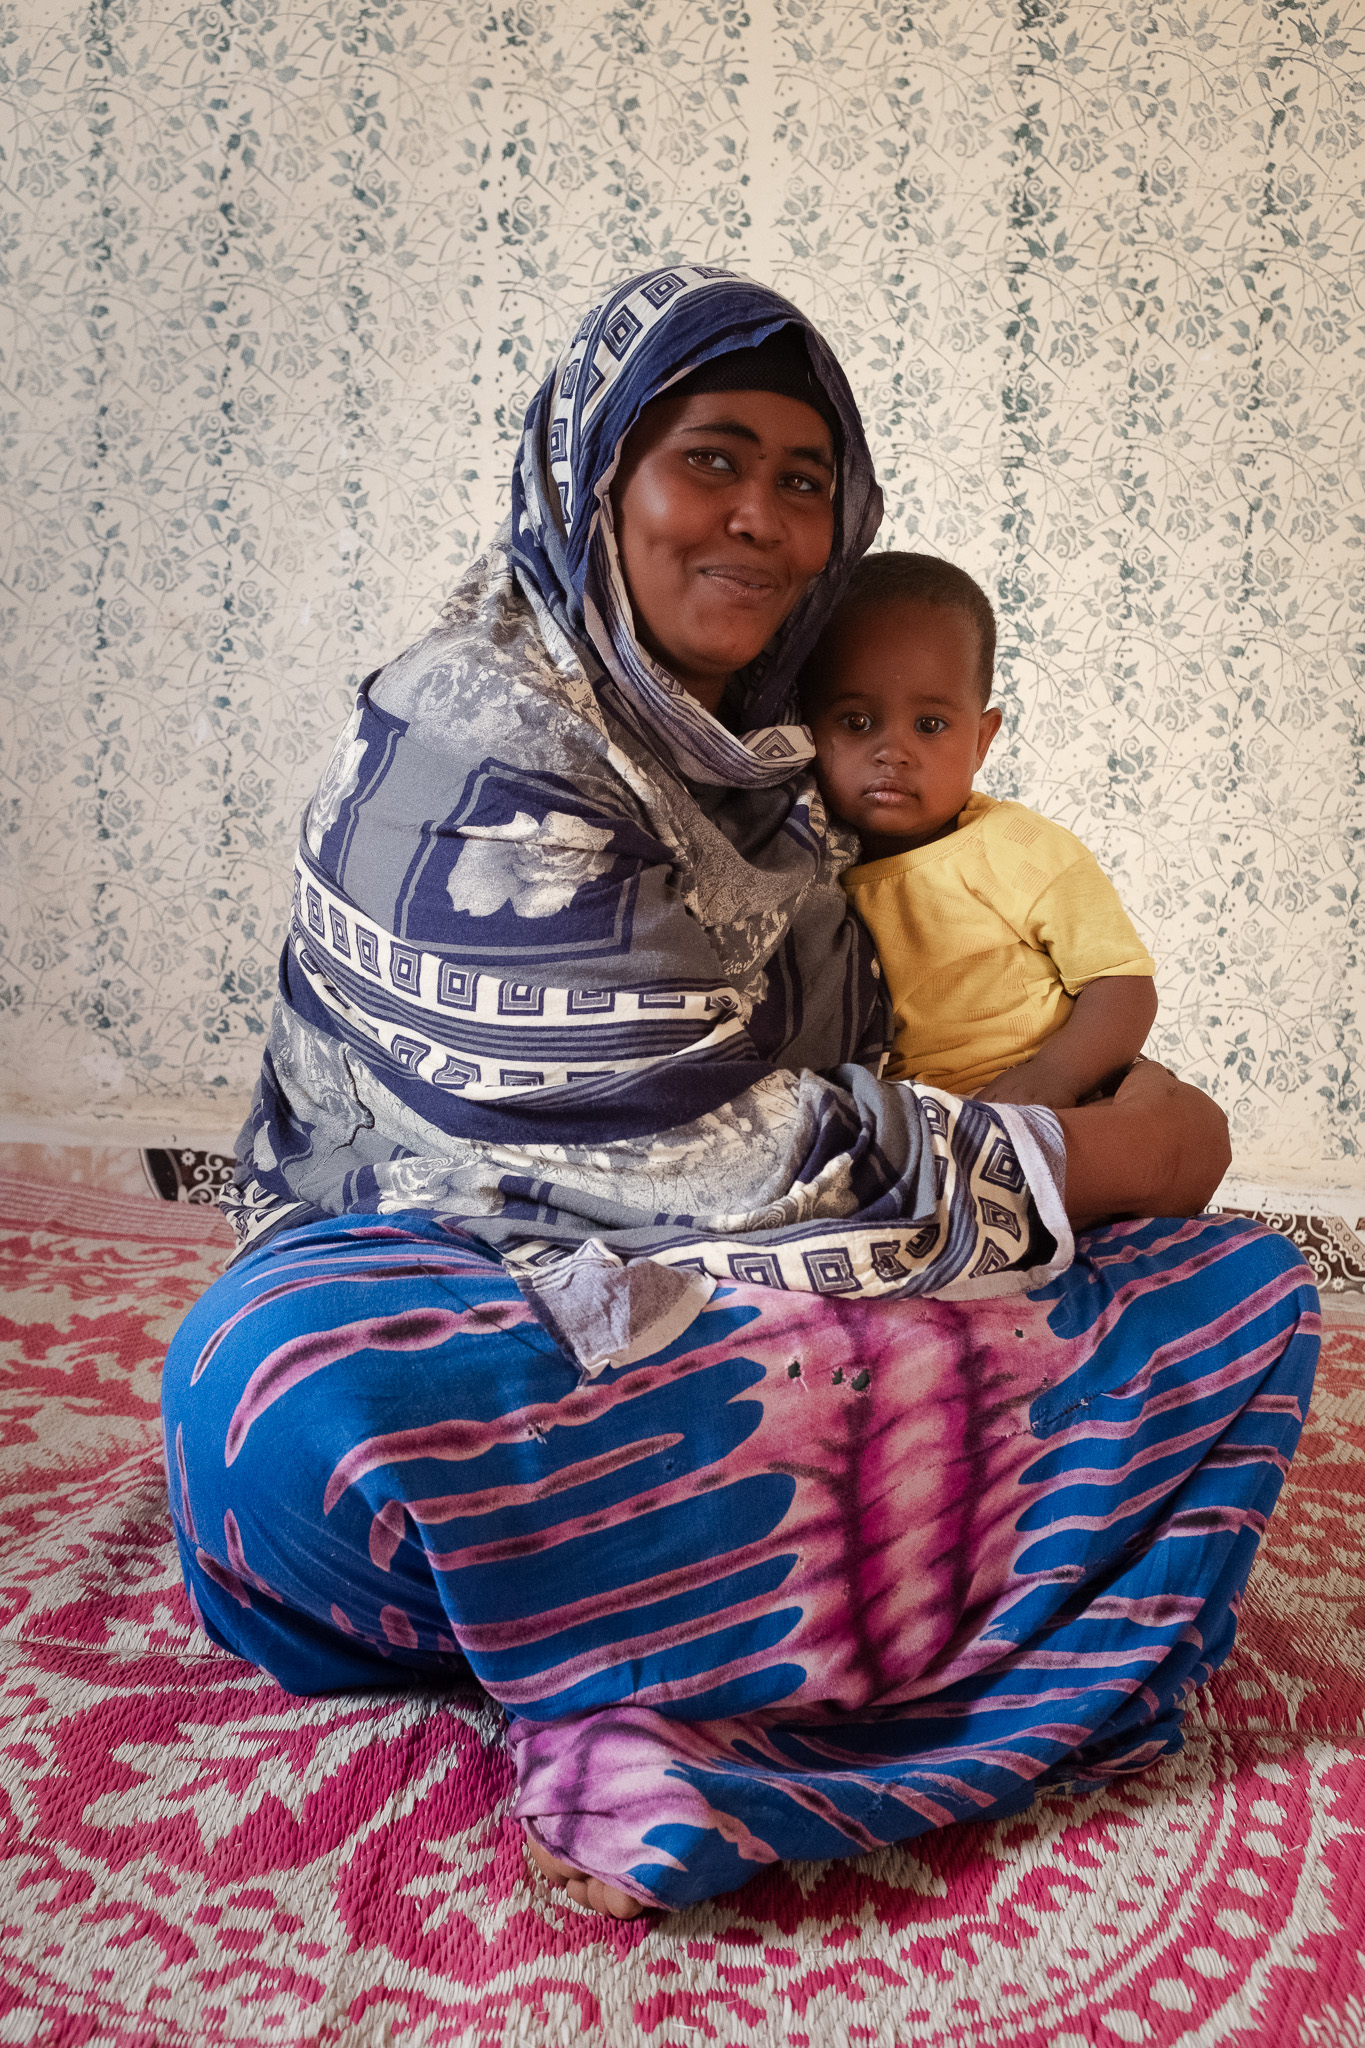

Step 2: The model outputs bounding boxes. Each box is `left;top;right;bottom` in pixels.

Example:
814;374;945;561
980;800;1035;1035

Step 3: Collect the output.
1;0;1360;1187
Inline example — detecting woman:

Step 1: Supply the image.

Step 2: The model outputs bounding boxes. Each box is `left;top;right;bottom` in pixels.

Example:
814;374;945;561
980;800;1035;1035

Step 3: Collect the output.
164;267;1317;1919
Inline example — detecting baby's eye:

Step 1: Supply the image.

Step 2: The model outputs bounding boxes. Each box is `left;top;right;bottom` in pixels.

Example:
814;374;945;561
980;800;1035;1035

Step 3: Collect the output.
915;716;949;736
841;712;874;734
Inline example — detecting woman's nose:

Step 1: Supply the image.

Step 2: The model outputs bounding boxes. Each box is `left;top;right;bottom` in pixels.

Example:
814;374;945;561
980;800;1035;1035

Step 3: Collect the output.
723;477;785;546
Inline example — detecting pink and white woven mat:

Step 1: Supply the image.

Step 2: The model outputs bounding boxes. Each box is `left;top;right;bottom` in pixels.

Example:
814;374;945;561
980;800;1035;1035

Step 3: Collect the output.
1;1171;1362;2047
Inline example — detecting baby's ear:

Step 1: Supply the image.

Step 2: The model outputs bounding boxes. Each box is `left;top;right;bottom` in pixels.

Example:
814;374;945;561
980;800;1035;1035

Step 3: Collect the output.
975;703;1004;766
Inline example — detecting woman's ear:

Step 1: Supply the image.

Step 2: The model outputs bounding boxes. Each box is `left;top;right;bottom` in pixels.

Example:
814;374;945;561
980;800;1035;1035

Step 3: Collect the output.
975;704;1004;768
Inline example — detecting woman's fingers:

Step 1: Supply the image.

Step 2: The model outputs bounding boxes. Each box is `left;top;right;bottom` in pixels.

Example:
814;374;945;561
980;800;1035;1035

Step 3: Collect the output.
1111;1054;1178;1101
524;1831;648;1920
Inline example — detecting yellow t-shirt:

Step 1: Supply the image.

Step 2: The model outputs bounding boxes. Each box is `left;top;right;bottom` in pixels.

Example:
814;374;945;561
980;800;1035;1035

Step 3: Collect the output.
843;792;1156;1097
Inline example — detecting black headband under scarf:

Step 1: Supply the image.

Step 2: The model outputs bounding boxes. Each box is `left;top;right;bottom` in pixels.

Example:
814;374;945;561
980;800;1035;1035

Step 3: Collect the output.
666;325;842;444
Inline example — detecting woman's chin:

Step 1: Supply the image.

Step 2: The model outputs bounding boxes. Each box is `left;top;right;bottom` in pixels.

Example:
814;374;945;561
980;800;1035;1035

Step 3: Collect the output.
669;604;792;680
658;640;774;702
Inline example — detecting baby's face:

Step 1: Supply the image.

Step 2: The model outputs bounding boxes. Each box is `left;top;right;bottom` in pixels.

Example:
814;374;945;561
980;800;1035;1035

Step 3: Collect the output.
805;598;1002;858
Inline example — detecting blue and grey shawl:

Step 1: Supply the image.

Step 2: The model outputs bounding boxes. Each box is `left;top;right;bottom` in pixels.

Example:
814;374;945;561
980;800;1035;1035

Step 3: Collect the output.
228;266;1070;1370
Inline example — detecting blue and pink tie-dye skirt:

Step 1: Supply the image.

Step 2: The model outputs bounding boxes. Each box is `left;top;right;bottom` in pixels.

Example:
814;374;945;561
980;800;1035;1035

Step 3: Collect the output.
162;1211;1317;1909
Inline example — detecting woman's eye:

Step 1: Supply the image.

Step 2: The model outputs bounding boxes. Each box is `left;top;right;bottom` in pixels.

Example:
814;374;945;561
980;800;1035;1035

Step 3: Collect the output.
781;471;822;495
915;717;948;735
688;449;737;475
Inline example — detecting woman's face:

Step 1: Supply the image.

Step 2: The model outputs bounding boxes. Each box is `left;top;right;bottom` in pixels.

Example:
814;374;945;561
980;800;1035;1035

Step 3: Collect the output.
610;387;836;712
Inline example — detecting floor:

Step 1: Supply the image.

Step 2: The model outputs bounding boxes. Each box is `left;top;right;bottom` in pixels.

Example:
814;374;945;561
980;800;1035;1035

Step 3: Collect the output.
0;1163;1362;2046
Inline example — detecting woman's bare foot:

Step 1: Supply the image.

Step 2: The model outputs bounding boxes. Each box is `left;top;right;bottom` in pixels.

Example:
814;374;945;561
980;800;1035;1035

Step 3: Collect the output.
524;1831;647;1919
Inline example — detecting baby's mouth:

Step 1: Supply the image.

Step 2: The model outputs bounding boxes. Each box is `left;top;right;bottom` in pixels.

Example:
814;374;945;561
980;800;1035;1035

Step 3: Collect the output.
863;782;917;803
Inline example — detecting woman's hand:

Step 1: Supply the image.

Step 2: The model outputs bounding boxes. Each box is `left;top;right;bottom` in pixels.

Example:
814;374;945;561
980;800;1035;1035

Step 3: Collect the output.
1052;1058;1231;1229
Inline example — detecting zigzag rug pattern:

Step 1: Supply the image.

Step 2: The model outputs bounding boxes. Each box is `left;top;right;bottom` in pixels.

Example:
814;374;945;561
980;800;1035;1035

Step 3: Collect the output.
1;1172;1361;2047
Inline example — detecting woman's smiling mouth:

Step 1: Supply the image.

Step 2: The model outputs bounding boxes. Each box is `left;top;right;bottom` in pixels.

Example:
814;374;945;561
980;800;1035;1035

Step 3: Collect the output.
698;564;782;599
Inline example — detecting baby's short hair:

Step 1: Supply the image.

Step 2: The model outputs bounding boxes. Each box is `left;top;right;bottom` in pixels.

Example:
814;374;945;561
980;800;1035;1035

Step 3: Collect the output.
809;550;997;704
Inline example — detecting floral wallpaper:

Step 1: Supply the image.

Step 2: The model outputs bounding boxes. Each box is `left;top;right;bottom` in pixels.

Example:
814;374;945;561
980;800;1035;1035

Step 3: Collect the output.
0;0;1360;1187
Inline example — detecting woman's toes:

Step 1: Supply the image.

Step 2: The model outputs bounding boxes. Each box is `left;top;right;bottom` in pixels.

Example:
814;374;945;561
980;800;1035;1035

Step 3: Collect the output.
570;1876;645;1920
524;1834;646;1918
524;1835;579;1887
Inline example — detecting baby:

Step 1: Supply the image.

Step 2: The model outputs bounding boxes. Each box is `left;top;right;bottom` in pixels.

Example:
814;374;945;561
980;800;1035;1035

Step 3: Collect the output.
803;551;1157;1110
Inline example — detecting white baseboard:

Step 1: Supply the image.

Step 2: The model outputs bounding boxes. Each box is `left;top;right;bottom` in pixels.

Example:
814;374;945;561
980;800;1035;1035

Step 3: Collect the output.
0;1110;245;1153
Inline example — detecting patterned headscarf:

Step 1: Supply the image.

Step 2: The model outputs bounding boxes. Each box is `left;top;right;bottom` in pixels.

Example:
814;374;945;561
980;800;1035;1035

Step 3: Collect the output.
508;265;884;788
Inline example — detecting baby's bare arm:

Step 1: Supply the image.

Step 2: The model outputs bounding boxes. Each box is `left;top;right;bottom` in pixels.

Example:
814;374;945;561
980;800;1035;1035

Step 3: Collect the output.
974;976;1158;1110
